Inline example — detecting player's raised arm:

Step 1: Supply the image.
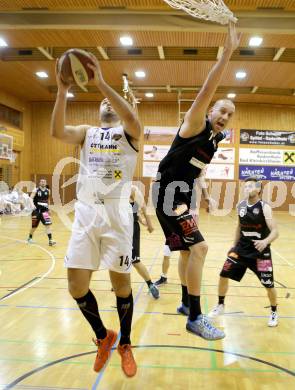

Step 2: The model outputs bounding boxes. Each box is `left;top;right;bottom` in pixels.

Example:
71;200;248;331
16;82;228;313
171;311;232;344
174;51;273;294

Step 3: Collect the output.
87;54;141;145
180;22;240;138
50;60;89;145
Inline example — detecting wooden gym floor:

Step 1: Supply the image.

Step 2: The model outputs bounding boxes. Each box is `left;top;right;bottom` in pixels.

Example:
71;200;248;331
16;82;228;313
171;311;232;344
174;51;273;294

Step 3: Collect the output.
0;209;294;389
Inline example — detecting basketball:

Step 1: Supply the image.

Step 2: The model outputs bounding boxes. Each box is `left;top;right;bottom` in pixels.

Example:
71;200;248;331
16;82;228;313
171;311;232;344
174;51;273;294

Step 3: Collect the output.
58;49;95;91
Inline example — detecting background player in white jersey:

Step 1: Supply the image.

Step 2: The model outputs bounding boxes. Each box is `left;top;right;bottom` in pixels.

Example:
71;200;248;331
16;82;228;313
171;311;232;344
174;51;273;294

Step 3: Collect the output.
50;55;141;377
209;177;279;327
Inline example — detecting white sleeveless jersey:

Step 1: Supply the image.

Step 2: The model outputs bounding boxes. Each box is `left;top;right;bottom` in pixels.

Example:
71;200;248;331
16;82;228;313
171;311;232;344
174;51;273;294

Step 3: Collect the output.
77;125;138;203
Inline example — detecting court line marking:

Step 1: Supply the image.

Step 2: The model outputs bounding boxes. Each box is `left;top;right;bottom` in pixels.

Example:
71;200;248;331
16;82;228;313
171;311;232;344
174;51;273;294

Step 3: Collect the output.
1;337;295;356
0;236;56;303
272;246;294;268
2;344;294;390
92;245;162;389
0;278;39;301
0;304;161;316
1;218;293;386
2;303;295;319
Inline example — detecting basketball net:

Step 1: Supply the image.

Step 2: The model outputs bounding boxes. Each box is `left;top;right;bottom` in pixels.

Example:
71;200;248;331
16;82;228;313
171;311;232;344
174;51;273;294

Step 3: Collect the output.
163;0;237;25
122;74;140;115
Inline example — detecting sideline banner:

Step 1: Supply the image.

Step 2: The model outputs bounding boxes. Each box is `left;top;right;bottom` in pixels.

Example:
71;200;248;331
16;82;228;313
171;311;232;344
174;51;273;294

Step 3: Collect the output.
239;148;295;166
240;129;295;146
239;165;295;181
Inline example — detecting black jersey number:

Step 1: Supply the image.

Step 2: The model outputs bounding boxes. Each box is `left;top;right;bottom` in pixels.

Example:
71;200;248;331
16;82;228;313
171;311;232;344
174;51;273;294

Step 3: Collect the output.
100;131;110;141
119;255;130;267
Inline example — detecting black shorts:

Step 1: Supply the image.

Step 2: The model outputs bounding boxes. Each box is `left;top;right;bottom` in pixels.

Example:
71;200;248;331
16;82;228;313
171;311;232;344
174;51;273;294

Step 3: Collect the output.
156;206;204;252
32;208;52;228
220;247;274;288
132;221;140;263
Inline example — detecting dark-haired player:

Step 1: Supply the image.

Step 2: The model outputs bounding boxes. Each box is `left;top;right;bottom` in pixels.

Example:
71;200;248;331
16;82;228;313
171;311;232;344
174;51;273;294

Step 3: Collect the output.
27;179;56;246
209;176;279;327
51;54;140;377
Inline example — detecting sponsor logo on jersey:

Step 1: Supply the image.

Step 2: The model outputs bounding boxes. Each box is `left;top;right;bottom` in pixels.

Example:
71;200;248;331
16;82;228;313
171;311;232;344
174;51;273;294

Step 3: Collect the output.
241;231;261;238
90;144;119;154
253;208;260;215
261;273;272;277
261;279;272;286
223;260;232;271
183;236;195;243
112;133;122;141
179;217;198;236
189;157;206;169
114;170;122;179
257;259;272;272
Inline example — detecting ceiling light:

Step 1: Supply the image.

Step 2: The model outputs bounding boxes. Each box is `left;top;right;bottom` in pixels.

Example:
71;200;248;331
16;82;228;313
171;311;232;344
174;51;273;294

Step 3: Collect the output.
135;70;146;78
36;71;48;79
67;92;74;98
227;93;236;99
249;37;263;47
145;92;154;98
236;71;247;79
120;36;133;46
0;38;8;47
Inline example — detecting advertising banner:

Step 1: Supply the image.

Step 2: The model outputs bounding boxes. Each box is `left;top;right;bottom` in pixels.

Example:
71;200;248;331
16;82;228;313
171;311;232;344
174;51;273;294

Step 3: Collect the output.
240;129;295;146
239;165;295;181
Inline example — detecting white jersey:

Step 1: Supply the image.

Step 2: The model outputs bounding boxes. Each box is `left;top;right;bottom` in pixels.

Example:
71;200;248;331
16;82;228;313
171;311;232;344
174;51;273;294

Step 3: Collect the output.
77;125;138;204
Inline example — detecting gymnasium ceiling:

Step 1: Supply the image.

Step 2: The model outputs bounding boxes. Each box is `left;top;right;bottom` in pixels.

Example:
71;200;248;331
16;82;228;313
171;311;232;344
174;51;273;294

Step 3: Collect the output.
0;1;295;106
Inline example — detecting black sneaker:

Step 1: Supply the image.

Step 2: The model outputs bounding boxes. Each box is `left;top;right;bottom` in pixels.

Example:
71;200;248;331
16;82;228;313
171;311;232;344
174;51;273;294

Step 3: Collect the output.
49;240;56;246
155;276;167;286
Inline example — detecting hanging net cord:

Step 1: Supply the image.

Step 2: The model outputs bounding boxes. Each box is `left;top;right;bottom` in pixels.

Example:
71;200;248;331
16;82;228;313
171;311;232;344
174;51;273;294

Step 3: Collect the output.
163;0;237;25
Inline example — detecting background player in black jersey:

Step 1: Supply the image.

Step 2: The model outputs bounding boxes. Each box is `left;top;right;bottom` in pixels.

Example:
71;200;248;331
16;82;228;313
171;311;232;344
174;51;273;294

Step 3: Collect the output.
209;177;279;327
27;179;56;246
153;22;240;340
130;185;159;299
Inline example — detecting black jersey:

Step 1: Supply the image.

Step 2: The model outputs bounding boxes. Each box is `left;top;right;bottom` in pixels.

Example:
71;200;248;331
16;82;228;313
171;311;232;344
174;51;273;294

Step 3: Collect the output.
156;120;226;207
33;187;49;209
236;199;271;258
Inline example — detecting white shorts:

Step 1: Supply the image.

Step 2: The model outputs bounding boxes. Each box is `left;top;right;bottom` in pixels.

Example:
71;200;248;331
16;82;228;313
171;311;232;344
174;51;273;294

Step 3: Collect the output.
65;200;133;273
163;244;172;257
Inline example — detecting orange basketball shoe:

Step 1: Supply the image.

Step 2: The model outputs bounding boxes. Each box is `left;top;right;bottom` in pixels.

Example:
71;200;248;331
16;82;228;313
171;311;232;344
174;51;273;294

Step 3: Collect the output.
117;344;137;377
93;329;117;372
